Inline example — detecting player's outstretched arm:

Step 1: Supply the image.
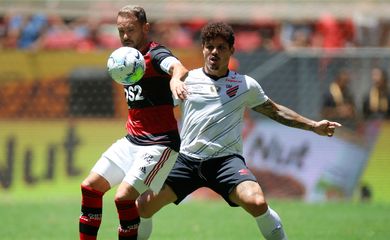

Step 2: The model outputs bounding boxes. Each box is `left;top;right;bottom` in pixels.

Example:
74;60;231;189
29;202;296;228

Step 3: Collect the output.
253;99;342;137
169;62;188;100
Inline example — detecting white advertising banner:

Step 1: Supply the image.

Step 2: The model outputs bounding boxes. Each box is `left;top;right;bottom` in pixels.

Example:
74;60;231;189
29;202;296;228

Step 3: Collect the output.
243;119;380;202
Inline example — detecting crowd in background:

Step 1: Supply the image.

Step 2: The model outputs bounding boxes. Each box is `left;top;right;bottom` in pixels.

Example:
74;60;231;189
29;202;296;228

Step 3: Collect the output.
2;12;390;52
321;67;390;130
0;12;389;122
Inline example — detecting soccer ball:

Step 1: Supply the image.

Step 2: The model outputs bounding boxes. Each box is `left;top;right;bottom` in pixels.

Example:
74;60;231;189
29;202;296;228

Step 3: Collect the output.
107;47;145;85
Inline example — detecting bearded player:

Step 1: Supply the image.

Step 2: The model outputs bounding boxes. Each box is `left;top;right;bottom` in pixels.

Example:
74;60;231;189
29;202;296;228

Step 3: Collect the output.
78;5;188;240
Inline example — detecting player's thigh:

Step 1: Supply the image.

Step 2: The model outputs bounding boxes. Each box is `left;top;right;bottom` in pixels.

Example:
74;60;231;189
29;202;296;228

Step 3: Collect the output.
165;153;203;204
83;157;125;192
137;184;177;218
86;137;136;189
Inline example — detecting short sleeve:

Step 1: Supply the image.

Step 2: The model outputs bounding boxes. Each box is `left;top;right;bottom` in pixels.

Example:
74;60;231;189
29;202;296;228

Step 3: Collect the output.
150;46;177;73
245;76;269;108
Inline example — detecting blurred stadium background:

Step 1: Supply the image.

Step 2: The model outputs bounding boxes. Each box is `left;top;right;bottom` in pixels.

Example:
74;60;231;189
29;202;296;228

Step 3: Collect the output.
0;0;390;204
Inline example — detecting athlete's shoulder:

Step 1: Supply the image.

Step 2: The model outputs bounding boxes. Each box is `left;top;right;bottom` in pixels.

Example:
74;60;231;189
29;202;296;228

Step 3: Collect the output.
146;42;176;73
186;68;205;82
148;41;162;50
149;41;173;55
188;68;203;76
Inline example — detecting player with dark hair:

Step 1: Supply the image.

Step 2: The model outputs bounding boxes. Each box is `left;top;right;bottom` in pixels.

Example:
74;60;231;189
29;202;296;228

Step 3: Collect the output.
136;22;341;240
363;67;390;119
78;5;188;240
322;69;357;129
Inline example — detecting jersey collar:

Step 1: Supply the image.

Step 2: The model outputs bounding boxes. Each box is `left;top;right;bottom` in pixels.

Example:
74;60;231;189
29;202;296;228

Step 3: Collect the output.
202;68;229;81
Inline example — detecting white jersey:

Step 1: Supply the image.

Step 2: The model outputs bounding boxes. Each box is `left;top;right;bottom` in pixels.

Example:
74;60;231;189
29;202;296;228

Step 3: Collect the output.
179;68;268;159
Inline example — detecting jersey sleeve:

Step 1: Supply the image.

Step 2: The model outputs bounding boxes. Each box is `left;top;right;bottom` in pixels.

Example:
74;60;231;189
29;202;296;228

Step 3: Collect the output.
245;76;269;108
150;46;179;74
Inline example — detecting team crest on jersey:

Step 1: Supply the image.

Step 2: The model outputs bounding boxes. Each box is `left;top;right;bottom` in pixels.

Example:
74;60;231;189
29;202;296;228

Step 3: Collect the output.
226;85;239;97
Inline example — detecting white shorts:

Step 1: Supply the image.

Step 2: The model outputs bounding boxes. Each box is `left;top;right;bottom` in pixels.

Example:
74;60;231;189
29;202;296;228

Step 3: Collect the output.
91;137;178;194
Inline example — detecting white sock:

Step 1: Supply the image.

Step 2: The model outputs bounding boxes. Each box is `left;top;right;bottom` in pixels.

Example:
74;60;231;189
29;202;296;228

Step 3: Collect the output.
255;207;287;240
137;217;153;240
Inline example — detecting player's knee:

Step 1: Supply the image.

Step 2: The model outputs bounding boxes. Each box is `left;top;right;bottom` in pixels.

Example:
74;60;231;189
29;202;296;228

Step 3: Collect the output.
81;173;111;193
81;181;96;192
233;181;268;217
114;188;137;202
137;198;157;218
114;192;127;202
243;192;268;217
81;177;93;188
136;189;175;218
114;181;141;201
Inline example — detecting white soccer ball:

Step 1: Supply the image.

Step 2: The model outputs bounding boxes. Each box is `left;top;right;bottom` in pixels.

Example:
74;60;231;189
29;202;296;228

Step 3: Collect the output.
107;47;146;85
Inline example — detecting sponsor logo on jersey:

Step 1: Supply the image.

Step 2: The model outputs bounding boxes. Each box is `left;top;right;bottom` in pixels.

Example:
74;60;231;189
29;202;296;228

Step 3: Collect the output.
238;168;250;175
226;78;241;83
226;85;239;97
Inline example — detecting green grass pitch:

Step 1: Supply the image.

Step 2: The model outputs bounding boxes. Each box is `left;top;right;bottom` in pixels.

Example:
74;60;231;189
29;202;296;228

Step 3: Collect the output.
1;120;389;239
0;195;389;240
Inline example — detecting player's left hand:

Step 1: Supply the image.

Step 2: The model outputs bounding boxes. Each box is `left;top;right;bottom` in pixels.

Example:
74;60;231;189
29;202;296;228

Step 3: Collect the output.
170;78;188;100
312;120;342;137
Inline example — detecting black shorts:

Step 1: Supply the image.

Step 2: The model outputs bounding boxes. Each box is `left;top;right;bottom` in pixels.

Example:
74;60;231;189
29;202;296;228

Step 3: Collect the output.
165;153;258;207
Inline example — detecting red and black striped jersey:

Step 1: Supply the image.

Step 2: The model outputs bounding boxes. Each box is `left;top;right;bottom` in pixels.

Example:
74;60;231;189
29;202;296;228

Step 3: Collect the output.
123;41;180;151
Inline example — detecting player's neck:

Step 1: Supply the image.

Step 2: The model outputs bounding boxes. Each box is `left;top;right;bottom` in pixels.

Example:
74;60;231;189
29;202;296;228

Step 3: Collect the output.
138;40;151;54
202;68;229;80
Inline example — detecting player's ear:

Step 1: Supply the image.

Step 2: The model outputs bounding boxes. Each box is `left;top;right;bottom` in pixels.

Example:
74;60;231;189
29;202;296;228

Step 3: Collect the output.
143;22;150;34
